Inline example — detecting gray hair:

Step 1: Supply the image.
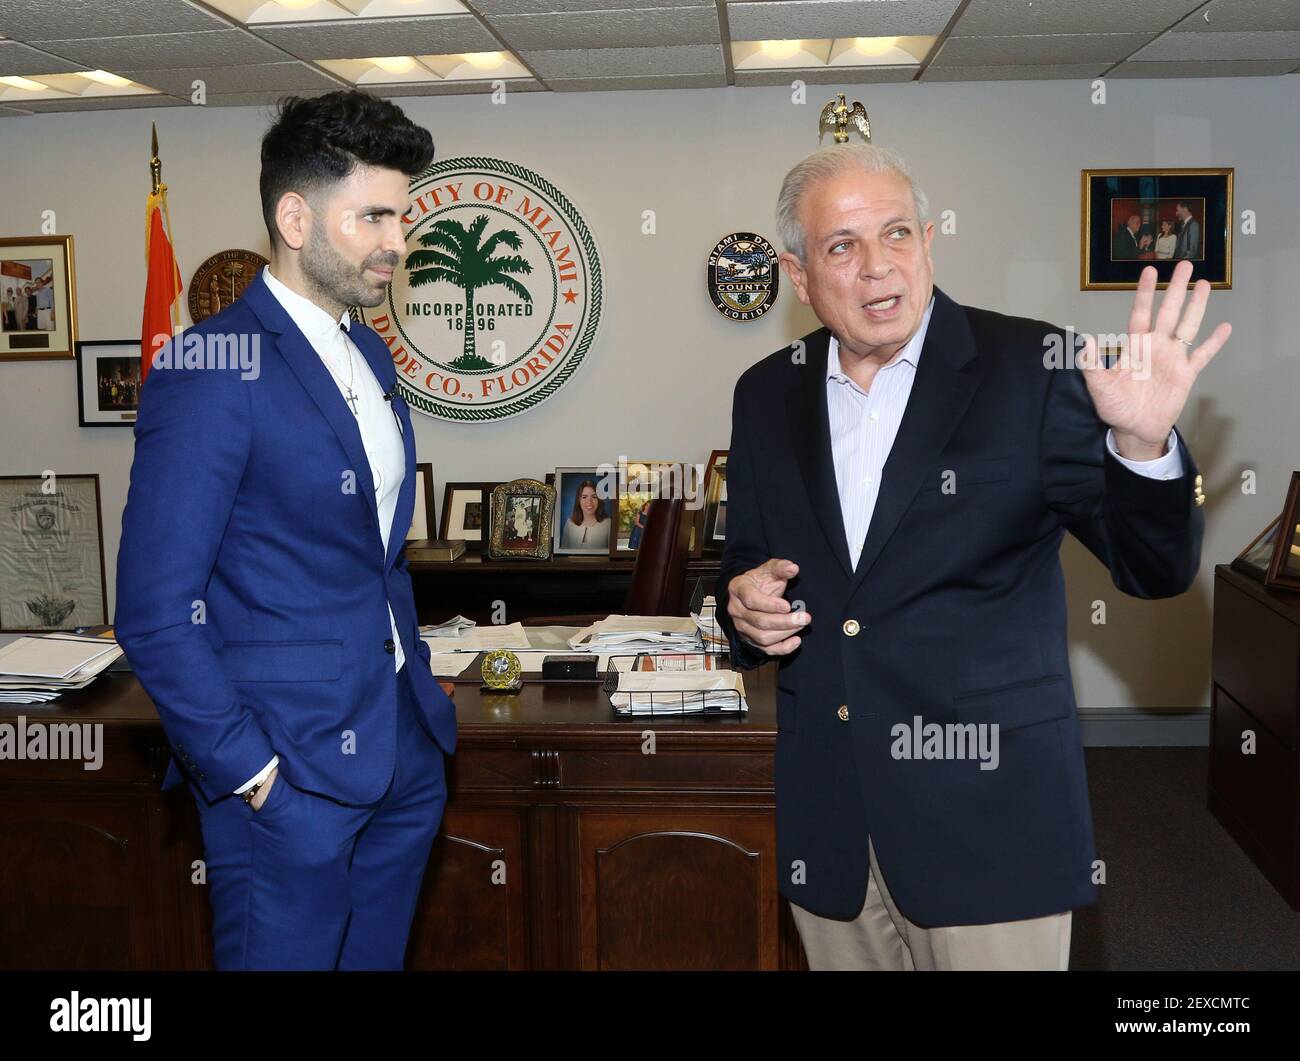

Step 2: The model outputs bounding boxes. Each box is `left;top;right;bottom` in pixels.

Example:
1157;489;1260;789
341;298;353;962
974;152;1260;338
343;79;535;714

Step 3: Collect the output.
775;143;930;261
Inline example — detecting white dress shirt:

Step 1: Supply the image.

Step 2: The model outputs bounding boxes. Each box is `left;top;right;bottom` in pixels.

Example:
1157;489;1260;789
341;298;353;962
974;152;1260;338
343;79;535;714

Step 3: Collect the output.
235;266;407;795
826;296;1184;571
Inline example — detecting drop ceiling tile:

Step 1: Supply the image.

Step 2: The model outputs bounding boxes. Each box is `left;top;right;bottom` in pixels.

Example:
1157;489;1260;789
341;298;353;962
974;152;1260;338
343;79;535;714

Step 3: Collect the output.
375;79;547;96
200;89;339;108
921;62;1109;81
28;31;287;70
475;0;705;11
546;73;726;91
933;32;1154;65
1131;30;1300;61
953;0;1205;36
118;62;344;96
728;0;962;41
1108;59;1299;77
0;39;88;76
521;43;724;77
14;94;187;112
0;104;32;116
252;16;500;60
734;65;916;85
484;7;719;50
1174;0;1300;33
0;0;228;40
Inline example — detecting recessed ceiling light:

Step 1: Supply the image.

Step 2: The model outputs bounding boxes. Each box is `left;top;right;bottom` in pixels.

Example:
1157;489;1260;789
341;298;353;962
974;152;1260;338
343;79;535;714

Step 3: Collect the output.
853;36;898;57
273;0;320;9
761;39;803;61
370;55;417;74
0;75;46;91
78;69;133;87
463;51;504;70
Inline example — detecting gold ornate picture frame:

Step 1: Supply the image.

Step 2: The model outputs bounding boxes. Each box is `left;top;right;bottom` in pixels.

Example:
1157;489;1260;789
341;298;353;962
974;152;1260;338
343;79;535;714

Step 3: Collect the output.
488;478;556;560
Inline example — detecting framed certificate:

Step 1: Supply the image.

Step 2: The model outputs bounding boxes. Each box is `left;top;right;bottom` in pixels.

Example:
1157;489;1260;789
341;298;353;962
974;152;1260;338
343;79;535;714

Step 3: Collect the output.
0;474;108;631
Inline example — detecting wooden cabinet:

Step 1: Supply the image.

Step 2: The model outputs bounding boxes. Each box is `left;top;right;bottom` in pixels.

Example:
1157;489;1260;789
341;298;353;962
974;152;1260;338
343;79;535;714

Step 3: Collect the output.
0;666;807;970
1209;564;1300;909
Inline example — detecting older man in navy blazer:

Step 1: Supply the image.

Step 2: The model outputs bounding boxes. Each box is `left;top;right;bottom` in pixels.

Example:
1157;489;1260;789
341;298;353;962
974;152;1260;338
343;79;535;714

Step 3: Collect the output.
715;144;1230;970
116;91;455;970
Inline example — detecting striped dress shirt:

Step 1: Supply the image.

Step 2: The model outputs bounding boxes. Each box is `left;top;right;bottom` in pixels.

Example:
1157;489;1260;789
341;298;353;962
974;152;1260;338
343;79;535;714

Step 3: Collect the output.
826;296;1184;571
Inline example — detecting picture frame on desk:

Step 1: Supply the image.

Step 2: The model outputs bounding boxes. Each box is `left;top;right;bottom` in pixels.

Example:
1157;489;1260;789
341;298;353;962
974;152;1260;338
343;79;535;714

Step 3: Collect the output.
407;463;435;541
76;340;142;427
1266;472;1300;592
488;478;555;560
552;466;617;556
439;481;498;554
609;459;684;559
700;450;728;555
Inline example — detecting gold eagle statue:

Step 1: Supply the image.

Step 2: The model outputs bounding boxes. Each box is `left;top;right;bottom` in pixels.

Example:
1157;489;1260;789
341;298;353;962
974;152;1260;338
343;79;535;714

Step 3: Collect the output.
819;93;871;144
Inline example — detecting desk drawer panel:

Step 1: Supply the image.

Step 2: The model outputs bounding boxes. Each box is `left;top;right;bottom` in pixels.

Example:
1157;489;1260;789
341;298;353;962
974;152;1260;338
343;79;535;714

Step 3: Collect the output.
559;749;773;790
1212;578;1298;750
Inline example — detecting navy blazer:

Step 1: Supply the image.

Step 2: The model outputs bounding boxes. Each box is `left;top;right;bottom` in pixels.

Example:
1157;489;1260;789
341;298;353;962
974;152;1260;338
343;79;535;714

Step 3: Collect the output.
715;285;1203;927
116;271;456;807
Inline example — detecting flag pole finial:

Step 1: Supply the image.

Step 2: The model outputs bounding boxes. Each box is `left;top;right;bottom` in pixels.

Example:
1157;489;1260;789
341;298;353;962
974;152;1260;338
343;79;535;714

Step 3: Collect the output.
150;122;161;195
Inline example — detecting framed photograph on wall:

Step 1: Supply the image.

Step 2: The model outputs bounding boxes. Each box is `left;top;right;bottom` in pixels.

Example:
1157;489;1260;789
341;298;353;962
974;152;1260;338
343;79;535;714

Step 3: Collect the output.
488;478;555;561
407;463;435;540
553;466;617;556
0;473;108;631
438;481;498;554
1081;169;1232;290
1;235;78;361
76;340;142;427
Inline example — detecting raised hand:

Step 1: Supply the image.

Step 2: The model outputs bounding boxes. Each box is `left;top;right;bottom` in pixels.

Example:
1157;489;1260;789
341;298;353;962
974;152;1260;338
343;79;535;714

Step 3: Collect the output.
1079;259;1231;460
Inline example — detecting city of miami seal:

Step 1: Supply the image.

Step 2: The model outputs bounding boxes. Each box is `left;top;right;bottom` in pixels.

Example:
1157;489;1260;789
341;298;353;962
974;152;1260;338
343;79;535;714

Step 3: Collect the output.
706;231;779;321
356;156;604;423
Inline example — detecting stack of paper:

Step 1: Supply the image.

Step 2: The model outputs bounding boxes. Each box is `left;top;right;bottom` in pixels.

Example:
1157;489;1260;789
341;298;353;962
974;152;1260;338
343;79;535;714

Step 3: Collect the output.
691;595;727;652
419;615;477;639
0;633;124;704
568;615;703;655
608;670;747;715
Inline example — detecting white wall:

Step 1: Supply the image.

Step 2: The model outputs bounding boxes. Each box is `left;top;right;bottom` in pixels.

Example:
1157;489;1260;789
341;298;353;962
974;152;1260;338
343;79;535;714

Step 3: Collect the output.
2;74;1297;713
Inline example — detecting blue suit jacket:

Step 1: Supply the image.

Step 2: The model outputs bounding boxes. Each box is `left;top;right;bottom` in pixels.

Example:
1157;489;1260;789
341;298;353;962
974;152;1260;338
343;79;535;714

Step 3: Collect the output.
116;270;456;806
715;285;1204;927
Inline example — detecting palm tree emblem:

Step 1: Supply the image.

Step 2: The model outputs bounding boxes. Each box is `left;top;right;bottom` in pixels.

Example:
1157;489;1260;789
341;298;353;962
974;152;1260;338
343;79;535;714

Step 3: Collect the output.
406;213;533;370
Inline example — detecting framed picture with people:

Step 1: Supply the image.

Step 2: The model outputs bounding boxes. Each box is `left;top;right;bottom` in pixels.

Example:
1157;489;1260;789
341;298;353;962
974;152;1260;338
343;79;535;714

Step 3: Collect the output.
488;478;556;560
1081;168;1232;291
1;235;78;361
76;340;142;427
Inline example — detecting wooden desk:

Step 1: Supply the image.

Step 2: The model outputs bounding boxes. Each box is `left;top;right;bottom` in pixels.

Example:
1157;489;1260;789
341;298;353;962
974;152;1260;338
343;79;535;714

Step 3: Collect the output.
1209;564;1300;909
0;664;806;970
405;552;721;625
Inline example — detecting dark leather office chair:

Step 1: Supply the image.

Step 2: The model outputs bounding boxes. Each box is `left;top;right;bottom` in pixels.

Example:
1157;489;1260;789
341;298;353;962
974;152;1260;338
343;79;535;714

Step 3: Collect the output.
524;497;694;625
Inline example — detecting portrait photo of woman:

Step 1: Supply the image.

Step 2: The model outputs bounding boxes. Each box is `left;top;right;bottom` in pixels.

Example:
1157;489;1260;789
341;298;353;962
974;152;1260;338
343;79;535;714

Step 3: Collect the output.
553;467;616;555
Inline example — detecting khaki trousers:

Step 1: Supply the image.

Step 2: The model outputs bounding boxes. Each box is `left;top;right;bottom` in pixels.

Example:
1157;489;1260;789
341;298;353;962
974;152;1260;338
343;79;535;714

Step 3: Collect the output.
789;838;1071;971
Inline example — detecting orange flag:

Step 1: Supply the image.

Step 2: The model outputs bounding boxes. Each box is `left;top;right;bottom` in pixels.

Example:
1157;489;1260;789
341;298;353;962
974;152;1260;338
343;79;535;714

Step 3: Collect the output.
141;137;182;382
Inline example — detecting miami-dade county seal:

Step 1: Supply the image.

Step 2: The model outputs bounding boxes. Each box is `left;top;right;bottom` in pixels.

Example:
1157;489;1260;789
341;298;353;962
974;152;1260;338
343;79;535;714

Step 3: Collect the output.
356;156;604;423
707;232;779;321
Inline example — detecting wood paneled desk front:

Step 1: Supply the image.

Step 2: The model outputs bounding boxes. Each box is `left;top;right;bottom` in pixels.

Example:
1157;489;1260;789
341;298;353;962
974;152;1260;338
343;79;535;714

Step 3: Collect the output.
0;660;807;970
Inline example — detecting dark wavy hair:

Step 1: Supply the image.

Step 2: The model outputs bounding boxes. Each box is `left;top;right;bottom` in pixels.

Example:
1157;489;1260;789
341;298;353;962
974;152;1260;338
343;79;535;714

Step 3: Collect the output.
569;479;608;526
259;90;434;247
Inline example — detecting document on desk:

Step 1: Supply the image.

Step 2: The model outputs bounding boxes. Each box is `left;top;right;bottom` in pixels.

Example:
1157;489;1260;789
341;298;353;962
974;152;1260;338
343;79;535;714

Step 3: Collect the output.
421;622;532;652
608;670;747;715
0;635;122;680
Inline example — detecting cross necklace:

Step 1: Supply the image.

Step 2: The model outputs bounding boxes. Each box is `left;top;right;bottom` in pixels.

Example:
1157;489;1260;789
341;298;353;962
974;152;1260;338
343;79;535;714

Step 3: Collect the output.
325;324;360;416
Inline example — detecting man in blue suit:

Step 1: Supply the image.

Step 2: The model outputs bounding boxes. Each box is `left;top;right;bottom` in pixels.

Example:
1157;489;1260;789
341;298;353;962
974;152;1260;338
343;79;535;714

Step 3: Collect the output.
116;91;455;970
715;145;1230;970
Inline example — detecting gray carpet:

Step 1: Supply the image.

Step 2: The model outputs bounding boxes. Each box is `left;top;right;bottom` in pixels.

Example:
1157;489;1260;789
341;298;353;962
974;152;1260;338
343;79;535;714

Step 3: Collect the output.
1072;747;1300;970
